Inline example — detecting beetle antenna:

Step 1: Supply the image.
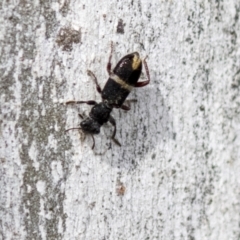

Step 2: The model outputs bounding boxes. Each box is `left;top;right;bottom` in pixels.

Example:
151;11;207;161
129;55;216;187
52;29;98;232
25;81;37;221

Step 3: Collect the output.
91;135;95;149
65;127;82;132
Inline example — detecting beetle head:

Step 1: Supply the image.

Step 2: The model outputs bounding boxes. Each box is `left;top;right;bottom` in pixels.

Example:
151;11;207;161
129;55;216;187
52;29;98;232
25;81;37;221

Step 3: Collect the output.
80;118;100;134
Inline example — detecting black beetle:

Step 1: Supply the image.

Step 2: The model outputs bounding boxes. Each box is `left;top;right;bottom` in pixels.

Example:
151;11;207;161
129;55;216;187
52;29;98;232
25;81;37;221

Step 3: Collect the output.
66;43;150;149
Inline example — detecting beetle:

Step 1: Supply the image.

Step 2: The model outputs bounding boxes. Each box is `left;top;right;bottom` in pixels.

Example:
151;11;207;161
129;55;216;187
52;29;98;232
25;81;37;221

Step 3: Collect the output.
66;42;150;149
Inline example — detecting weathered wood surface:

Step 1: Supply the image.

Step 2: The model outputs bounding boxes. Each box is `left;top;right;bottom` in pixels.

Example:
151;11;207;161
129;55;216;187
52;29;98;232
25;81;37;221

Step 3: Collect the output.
0;0;240;239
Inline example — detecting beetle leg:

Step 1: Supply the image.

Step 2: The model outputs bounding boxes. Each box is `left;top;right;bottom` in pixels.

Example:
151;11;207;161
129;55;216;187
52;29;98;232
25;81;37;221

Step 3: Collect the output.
111;104;130;111
107;41;113;75
87;70;102;94
66;100;97;105
135;80;149;87
91;135;96;149
135;56;150;87
121;105;130;111
109;115;121;146
78;113;84;119
121;99;138;110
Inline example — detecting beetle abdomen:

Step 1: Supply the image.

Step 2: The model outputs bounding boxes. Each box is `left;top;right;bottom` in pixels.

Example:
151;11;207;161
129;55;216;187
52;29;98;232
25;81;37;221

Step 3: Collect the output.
102;76;131;107
113;52;142;84
102;52;142;107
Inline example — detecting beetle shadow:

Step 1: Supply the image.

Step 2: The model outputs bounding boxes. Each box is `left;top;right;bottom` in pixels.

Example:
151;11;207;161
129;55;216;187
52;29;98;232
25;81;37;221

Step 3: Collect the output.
98;76;175;170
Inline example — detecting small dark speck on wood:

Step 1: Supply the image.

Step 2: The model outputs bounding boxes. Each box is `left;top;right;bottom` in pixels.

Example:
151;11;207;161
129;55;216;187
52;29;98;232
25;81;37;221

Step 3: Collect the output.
116;180;126;196
116;19;125;34
56;27;81;51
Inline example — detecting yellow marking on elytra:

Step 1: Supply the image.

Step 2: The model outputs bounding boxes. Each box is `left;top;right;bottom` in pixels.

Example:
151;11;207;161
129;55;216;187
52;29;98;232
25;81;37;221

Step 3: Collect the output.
132;53;142;70
110;74;133;91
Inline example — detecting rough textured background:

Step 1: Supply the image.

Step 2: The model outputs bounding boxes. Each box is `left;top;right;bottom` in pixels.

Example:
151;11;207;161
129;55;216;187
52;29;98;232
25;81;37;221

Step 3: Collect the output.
1;0;240;239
